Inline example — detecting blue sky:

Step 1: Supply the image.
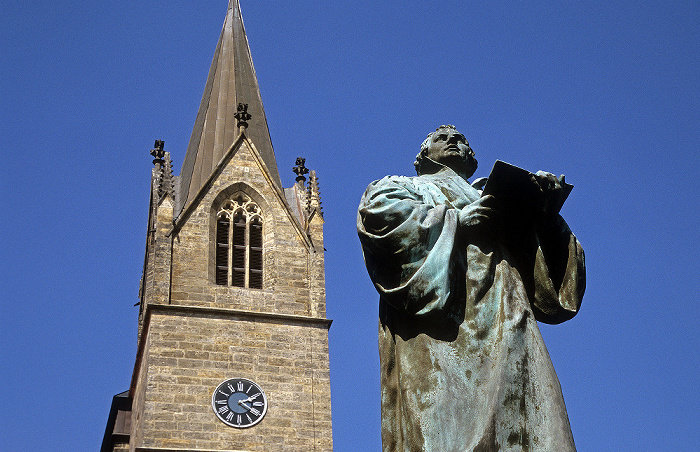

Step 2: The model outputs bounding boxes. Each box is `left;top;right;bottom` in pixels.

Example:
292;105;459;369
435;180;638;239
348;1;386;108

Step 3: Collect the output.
1;1;698;450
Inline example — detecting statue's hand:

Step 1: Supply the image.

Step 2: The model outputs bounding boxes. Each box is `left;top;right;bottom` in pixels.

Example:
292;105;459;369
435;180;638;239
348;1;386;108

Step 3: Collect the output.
534;171;563;191
471;177;488;192
533;171;564;219
459;195;497;228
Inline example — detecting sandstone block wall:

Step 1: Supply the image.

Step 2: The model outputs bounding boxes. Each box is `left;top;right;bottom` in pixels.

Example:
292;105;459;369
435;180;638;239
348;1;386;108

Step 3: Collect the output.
169;140;323;318
137;308;332;451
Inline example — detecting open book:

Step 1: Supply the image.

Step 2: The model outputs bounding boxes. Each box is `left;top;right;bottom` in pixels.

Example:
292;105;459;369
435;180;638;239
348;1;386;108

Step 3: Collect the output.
482;160;572;218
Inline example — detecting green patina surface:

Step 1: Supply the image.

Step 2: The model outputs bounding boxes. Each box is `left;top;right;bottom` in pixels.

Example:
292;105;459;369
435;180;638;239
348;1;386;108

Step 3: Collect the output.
358;126;585;451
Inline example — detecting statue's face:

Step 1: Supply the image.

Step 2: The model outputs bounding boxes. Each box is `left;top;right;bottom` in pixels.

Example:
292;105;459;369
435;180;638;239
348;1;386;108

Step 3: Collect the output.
425;128;477;177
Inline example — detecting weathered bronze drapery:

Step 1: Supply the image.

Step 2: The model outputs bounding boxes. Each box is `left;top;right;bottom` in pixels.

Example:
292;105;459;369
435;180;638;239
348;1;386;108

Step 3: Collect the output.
358;125;585;451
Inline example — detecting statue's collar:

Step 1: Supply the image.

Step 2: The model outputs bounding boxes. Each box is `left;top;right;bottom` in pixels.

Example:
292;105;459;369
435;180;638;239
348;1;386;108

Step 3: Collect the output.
418;158;468;182
415;161;479;204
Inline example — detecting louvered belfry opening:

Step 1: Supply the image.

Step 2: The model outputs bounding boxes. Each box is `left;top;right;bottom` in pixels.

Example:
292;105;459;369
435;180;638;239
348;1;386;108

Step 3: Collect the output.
216;214;230;285
232;210;247;287
249;216;263;289
215;193;263;289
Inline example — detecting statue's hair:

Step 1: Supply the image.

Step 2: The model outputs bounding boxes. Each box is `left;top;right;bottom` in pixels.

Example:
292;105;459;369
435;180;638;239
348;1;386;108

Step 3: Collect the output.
414;125;458;174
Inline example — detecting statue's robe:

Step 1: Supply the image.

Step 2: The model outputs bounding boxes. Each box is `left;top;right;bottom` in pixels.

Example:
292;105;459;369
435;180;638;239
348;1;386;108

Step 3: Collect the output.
357;166;585;451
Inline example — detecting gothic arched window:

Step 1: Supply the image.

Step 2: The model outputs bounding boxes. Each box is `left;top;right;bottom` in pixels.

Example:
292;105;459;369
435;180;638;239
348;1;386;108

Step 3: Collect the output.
215;194;263;289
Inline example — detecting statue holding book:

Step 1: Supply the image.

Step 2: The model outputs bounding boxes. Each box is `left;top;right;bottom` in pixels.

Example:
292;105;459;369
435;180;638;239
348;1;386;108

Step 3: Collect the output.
357;125;585;451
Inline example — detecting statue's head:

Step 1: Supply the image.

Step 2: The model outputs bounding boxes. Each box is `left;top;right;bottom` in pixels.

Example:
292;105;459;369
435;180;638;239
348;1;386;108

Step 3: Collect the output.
414;125;478;178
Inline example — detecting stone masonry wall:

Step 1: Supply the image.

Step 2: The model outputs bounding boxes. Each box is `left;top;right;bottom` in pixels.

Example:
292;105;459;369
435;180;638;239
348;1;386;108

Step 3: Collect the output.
138;308;332;451
169;139;320;317
130;330;150;452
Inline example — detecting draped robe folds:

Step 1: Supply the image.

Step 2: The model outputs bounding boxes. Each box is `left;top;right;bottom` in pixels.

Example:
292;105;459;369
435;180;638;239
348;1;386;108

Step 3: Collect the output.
357;166;585;451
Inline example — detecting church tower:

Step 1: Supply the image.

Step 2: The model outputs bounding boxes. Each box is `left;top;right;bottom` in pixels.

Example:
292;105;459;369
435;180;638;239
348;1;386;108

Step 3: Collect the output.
102;1;332;450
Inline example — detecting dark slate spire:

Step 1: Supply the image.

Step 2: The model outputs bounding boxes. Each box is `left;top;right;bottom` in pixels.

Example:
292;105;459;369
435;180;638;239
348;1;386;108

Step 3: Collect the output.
177;0;282;214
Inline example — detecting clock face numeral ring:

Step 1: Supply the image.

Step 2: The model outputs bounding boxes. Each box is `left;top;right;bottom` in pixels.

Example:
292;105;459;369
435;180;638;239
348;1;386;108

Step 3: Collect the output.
212;378;268;428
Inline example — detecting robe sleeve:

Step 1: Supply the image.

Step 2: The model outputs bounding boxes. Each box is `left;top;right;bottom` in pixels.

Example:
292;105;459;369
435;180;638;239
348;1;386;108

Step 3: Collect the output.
357;176;461;316
531;215;586;324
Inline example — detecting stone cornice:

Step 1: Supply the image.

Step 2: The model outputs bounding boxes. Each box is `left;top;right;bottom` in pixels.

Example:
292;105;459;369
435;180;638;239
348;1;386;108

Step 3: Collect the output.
149;303;333;328
136;448;250;452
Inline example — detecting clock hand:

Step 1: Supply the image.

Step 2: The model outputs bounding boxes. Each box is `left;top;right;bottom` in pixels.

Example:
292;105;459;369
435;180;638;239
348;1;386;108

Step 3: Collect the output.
237;401;262;416
239;393;262;404
237;400;253;411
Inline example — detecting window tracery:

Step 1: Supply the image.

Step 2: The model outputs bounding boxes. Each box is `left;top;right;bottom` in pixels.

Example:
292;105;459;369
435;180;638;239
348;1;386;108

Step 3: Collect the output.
215;194;263;289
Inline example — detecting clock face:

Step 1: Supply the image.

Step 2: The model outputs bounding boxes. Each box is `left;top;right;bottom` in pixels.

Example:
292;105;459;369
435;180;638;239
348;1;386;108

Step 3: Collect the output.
212;378;268;428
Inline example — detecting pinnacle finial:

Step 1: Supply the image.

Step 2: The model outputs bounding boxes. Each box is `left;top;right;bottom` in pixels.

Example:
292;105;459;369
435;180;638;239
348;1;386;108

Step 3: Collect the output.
157;152;175;200
293;157;309;184
234;103;252;130
151;140;165;166
308;170;323;219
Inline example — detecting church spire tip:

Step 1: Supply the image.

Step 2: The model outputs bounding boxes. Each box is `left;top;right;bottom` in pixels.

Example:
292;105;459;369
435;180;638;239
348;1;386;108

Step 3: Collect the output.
177;0;282;215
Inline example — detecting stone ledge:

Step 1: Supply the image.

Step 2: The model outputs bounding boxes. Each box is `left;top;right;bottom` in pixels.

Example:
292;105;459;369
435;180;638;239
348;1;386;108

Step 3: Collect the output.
149;303;333;329
136;448;250;452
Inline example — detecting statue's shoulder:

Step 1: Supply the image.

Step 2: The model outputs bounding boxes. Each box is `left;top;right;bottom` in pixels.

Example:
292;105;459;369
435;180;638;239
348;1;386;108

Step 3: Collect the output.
372;174;416;187
359;175;424;206
364;174;421;195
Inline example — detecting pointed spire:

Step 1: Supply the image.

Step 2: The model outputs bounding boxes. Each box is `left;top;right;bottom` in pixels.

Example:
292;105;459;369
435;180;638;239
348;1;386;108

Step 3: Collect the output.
178;0;282;214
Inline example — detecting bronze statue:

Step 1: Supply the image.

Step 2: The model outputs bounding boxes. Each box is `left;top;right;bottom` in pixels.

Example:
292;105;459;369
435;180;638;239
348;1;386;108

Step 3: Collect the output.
357;125;585;451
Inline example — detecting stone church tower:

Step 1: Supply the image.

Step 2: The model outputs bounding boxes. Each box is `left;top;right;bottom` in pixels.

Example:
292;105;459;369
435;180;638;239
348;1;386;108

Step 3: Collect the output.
102;1;332;450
